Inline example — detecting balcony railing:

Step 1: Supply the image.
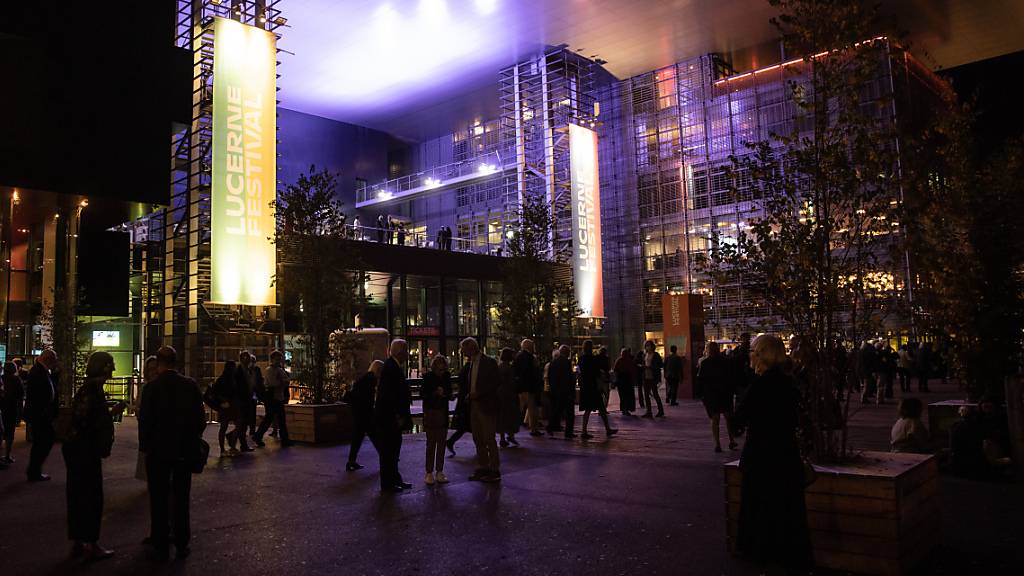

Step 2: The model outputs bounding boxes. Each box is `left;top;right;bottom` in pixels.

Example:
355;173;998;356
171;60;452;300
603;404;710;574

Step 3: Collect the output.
356;149;513;208
344;224;505;256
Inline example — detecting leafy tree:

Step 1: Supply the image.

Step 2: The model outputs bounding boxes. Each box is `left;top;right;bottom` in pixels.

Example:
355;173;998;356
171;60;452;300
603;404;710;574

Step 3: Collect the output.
497;194;579;356
697;0;910;460
273;166;361;403
903;92;1024;401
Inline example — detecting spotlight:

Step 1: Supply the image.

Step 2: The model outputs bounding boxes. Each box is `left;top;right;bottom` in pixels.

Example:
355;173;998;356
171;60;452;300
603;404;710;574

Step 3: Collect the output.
260;12;268;23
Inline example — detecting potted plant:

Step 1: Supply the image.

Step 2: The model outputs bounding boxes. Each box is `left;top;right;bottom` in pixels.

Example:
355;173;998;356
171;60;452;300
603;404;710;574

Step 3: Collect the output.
708;2;947;573
273;167;363;443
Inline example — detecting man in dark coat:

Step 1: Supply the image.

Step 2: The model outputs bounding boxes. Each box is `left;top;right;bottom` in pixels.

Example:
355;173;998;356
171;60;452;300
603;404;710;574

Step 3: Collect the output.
375;339;412;492
664;344;685;406
139;346;207;560
547;345;577;439
513;339;542;436
25;349;59;481
460;338;501;482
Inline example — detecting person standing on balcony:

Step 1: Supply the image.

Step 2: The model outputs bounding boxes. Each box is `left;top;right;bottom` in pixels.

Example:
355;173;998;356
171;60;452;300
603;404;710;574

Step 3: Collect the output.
397;221;406;246
352;214;361;240
376;214;386;243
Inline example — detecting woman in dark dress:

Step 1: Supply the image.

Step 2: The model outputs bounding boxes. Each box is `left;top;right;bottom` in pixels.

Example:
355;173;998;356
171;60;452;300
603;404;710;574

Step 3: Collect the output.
734;335;812;574
1;361;25;464
497;348;520;447
696;341;737;452
422;355;452;483
613;348;636;416
62;352;124;561
212;361;240;456
578;340;618;440
346;360;382;471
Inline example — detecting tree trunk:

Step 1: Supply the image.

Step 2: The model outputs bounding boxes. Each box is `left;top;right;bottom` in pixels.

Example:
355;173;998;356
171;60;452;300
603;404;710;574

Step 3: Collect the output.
1005;374;1024;482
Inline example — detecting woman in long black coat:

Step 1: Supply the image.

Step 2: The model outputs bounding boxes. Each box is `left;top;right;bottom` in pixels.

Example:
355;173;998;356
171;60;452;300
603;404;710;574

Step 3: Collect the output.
695;341;737;452
613;348;636;416
345;360;382;471
734;335;812;574
62;352;124;561
578;340;617;440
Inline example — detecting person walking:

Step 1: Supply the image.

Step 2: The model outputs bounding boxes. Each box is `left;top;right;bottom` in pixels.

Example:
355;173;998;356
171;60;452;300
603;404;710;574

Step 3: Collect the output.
232;353;255;452
634;349;647;410
612;348;636;416
596;347;612;410
460;338;501;482
62;352;124;561
254;350;292;447
734;335;812;574
25;348;60;482
497;348;521;447
345;360;382;471
208;362;240;456
1;361;25;465
375;340;412;492
421;355;452;485
664;344;684;406
548;345;577;438
139;346;207;561
696;341;737;452
513;339;542;437
641;340;665;418
578;340;618;440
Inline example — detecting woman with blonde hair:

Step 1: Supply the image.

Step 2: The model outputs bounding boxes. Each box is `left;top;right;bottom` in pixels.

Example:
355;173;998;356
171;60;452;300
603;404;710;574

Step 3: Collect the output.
62;351;125;561
734;334;812;573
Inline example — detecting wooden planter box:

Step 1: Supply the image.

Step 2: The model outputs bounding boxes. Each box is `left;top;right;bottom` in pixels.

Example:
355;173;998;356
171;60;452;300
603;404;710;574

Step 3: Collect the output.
725;451;939;576
284;403;352;444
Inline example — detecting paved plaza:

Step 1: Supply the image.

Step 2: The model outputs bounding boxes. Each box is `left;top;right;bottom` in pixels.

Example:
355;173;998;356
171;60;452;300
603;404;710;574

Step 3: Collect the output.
1;381;1021;575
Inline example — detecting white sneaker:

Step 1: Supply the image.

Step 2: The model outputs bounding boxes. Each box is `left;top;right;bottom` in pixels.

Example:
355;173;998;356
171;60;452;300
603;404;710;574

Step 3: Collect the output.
435;472;449;484
425;472;435;485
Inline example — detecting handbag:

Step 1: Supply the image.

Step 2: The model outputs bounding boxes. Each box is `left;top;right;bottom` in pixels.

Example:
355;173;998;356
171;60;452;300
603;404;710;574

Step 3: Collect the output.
189;438;210;474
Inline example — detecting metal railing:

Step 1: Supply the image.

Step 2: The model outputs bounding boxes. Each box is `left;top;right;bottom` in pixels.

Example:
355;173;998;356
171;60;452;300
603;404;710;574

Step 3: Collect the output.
356;149;513;206
343;224;505;256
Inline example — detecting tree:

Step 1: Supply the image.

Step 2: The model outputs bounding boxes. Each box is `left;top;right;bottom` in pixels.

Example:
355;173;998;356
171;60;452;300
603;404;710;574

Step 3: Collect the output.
497;194;579;355
273;166;361;404
903;92;1024;402
697;0;909;461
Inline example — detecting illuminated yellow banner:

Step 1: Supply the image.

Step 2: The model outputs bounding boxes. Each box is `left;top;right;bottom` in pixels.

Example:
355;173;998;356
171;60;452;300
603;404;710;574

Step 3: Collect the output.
569;124;604;318
210;17;276;305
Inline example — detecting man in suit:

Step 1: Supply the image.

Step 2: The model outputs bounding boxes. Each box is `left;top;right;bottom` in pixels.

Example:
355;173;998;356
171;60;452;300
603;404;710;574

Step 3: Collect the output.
665;344;685;406
375;339;412;493
514;339;543;436
25;348;59;481
460;338;501;482
139;346;207;561
548;345;577;439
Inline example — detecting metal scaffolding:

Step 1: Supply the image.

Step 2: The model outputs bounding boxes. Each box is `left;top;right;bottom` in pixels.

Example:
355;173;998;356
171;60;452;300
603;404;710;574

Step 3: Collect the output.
499;48;599;260
128;0;287;380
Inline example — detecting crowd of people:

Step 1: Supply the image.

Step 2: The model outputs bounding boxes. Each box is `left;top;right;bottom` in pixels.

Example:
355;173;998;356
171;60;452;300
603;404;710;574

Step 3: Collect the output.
0;329;1002;573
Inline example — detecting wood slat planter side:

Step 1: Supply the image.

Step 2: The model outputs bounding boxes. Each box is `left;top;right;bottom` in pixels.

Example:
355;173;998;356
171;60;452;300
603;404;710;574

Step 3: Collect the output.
284;403;352;444
725;451;940;576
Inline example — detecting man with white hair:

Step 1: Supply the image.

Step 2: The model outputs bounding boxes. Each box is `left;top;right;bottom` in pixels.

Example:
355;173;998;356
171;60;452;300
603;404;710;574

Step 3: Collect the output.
459;338;501;482
375;339;412;492
514;339;542;436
